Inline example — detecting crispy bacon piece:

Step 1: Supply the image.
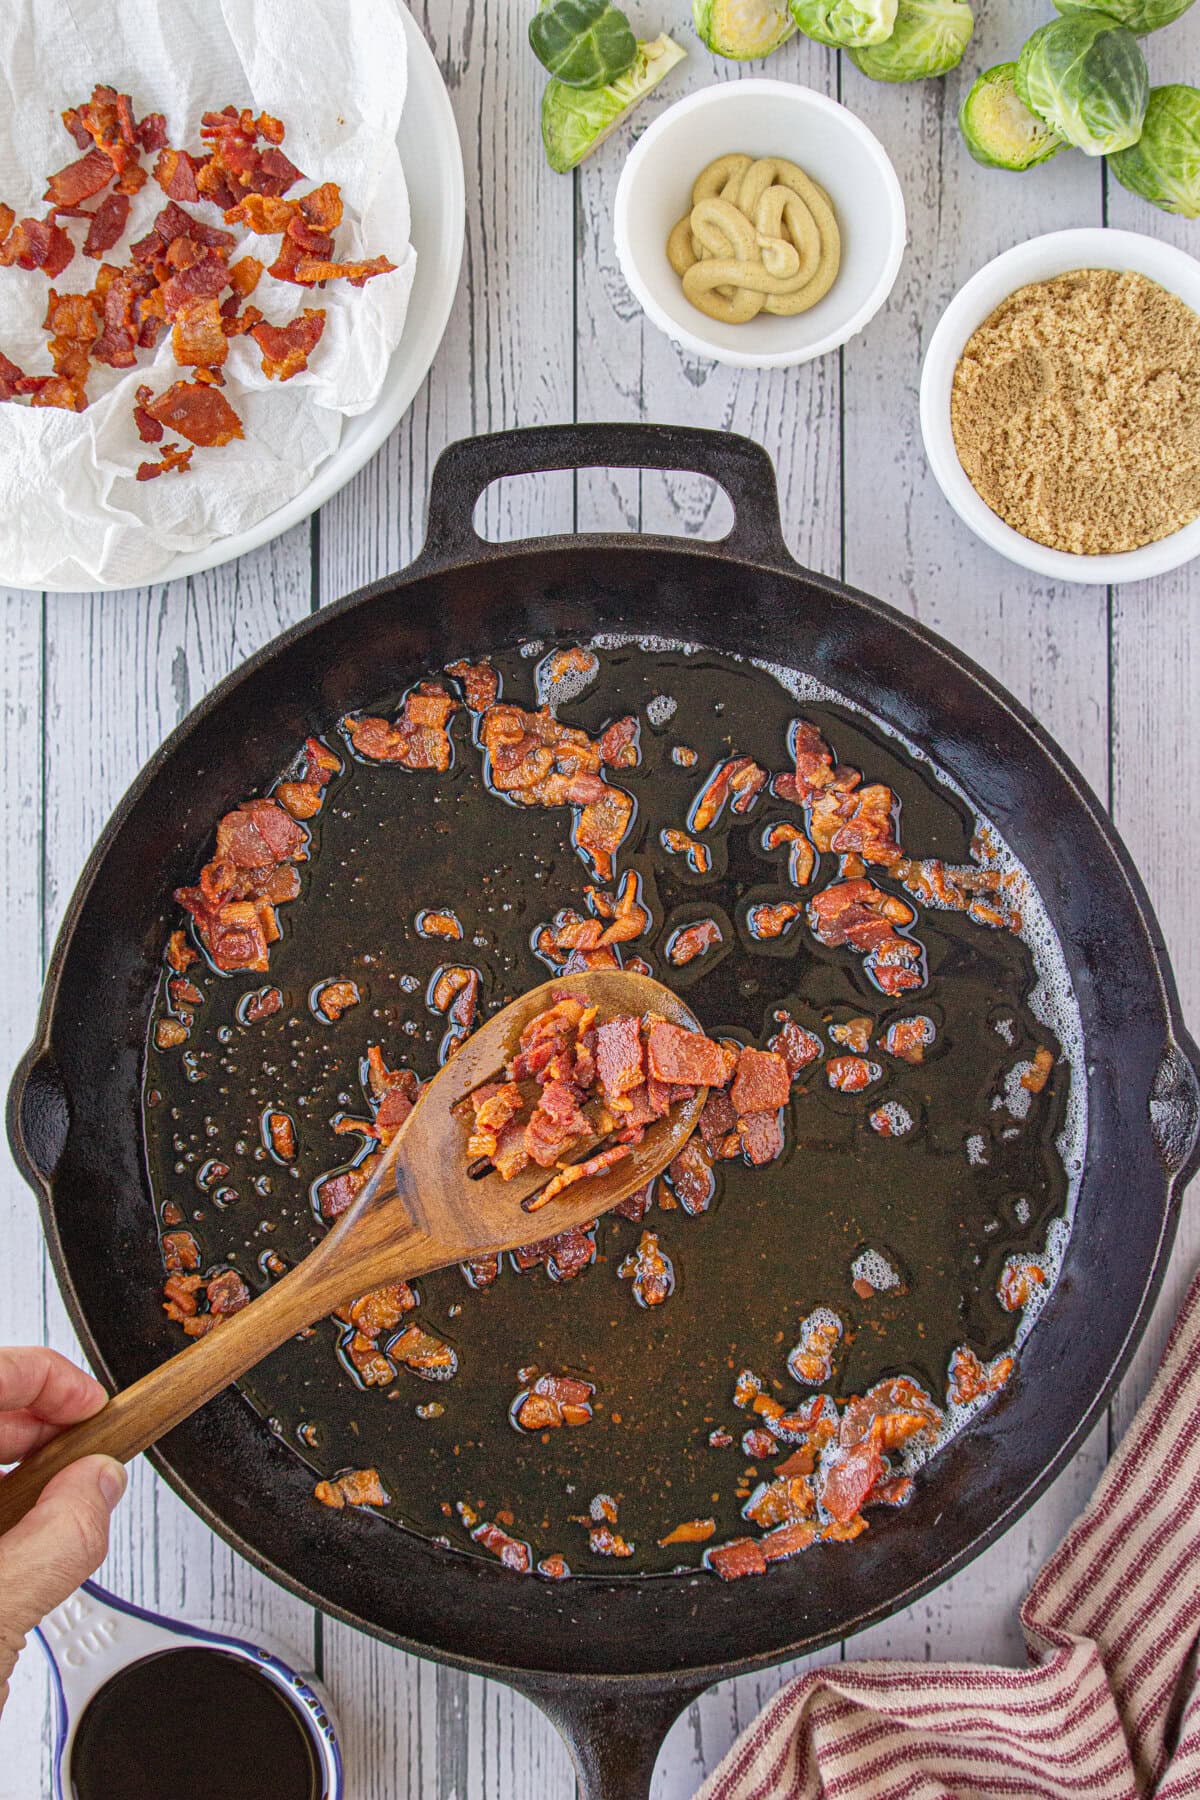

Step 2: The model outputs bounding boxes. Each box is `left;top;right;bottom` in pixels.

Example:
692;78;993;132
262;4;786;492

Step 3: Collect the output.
788;1310;843;1386
292;252;396;287
472;1519;531;1572
618;1230;674;1307
691;756;768;831
769;1010;823;1077
342;1283;416;1338
646;1021;733;1089
809;880;924;996
390;1323;458;1381
949;1346;1014;1405
225;192;298;233
840;1378;941;1451
252;307;325;380
513;1223;597;1283
314;1467;387;1509
666;1134;715;1215
347;683;457;772
446;659;498;712
706;1537;767;1581
137;114;168;153
0;349;24;399
532;1144;633;1210
699;1088;739;1158
883;1015;936;1063
0;217;75;278
731;1047;790;1115
276;779;322;819
614;1181;655;1222
599;715;640;769
589;870;649;946
595;1015;644;1102
512;1372;595;1432
820;1439;885;1526
144;378;242;446
763;820;815;886
830;1016;872;1054
660;827;712;875
161;1230;200;1273
166;929;198;973
82;192;130;258
316;1154;379;1223
266;1110;296;1161
172;296;228;368
744;1474;816;1529
314;980;358;1022
154;149;202;203
667;918;722;966
738;1110;784;1165
1022;1047;1054;1092
826;1055;881;1092
480;703;633;882
998;1261;1046;1312
45;147;114;209
747;900;803;940
659;1518;716;1547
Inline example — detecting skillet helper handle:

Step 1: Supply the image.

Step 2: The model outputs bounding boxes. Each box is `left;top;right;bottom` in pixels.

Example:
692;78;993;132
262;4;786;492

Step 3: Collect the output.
0;1270;324;1533
418;421;794;570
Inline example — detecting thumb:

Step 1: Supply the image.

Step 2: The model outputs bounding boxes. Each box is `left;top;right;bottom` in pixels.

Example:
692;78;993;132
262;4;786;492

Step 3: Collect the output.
0;1456;126;1651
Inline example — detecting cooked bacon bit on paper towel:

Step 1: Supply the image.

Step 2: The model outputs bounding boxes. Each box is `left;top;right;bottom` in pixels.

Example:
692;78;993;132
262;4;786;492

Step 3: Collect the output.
0;83;394;476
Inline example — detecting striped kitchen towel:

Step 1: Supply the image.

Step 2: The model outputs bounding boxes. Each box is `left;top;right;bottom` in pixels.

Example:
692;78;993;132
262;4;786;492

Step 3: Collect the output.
699;1266;1200;1800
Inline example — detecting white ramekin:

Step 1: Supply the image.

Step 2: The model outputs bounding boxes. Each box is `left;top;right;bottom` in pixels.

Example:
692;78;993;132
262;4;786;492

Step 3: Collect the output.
920;227;1200;586
614;79;906;371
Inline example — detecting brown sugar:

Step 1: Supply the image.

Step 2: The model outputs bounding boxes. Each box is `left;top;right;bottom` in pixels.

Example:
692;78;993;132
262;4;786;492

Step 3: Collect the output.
950;268;1200;556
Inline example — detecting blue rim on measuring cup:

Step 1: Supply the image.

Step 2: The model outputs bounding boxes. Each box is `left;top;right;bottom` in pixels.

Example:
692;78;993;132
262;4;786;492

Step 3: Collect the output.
35;1578;343;1799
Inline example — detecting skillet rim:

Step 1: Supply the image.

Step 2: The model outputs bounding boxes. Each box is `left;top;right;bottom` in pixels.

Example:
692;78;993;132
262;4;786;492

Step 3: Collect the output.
8;522;1199;1693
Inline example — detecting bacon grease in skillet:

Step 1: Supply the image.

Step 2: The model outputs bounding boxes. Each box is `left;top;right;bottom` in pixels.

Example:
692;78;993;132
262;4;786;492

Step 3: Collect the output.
142;641;1080;1578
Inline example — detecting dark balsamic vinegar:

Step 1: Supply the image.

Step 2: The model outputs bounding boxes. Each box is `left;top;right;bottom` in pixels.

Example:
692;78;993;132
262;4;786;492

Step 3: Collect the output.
70;1647;322;1800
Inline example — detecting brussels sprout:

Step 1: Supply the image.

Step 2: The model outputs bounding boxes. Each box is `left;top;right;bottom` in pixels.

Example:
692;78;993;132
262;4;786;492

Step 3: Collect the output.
529;0;637;89
1015;16;1148;156
541;34;687;172
1109;83;1200;213
960;62;1066;167
790;0;898;49
693;0;796;59
849;0;973;81
1053;0;1194;37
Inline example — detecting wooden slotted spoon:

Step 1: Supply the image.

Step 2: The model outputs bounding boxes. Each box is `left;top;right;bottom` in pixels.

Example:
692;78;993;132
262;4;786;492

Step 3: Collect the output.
0;970;707;1530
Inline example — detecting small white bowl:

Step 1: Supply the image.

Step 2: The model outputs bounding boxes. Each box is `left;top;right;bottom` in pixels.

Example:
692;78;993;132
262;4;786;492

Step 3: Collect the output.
921;228;1200;586
614;80;906;370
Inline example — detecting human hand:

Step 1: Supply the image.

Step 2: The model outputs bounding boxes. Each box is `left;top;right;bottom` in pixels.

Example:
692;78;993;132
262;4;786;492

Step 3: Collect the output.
0;1348;126;1718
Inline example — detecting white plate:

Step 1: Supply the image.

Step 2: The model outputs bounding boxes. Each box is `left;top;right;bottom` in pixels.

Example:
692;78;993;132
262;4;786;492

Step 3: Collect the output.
37;2;465;596
920;228;1200;586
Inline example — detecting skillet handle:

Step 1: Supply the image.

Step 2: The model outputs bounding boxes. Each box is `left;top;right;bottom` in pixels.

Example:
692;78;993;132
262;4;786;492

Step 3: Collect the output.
416;422;793;571
516;1675;708;1800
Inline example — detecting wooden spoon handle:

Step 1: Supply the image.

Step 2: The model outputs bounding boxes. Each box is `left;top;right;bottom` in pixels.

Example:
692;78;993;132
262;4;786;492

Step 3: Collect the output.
0;1267;324;1533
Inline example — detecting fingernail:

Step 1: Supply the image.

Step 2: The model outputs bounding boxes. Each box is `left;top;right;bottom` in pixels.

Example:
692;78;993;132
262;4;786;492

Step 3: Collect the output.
97;1460;127;1509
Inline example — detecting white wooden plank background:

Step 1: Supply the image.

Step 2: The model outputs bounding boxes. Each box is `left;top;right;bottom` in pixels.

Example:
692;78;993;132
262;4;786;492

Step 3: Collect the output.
2;2;1199;1794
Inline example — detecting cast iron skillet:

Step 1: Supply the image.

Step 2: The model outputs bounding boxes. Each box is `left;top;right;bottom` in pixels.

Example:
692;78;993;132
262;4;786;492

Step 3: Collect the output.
9;424;1200;1799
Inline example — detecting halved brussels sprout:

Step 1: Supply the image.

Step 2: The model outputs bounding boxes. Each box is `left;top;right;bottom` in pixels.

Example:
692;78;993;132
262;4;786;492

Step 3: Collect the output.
693;0;796;59
960;62;1066;167
1015;16;1148;156
529;0;637;89
541;34;687;173
1053;0;1194;37
849;0;973;81
790;0;898;49
1109;83;1200;213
